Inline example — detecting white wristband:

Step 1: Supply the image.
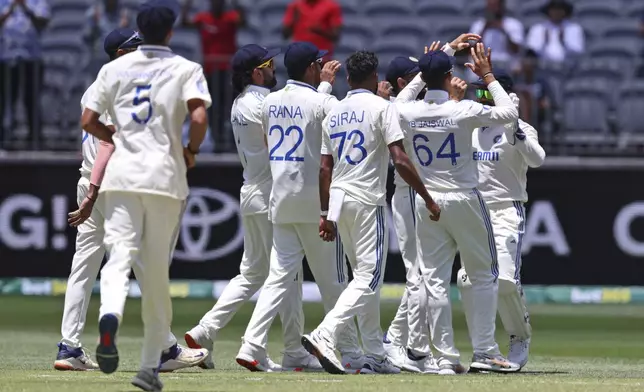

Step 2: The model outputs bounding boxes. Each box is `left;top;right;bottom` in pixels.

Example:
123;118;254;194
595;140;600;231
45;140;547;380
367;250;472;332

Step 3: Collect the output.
320;210;328;217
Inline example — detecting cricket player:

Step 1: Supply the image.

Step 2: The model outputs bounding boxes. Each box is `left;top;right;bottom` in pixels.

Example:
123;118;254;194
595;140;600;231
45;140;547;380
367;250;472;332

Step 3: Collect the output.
379;36;476;373
396;43;521;374
185;44;320;371
57;27;207;374
81;0;212;389
301;50;441;375
457;70;545;370
236;41;366;373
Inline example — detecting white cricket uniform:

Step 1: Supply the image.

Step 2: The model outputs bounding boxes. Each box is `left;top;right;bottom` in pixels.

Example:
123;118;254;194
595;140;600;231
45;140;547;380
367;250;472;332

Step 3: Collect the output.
397;79;518;365
458;118;545;341
85;45;212;370
242;80;362;356
196;84;304;355
386;44;456;357
315;89;403;359
60;81;180;352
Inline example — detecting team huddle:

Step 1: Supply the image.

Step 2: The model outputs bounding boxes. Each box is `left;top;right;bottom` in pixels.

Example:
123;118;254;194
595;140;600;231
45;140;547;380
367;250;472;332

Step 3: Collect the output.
54;0;546;390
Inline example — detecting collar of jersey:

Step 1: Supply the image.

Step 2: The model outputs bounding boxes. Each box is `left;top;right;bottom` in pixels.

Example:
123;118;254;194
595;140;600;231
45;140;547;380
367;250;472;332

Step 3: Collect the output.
347;88;373;96
286;80;317;92
138;45;173;53
246;84;270;96
423;90;449;103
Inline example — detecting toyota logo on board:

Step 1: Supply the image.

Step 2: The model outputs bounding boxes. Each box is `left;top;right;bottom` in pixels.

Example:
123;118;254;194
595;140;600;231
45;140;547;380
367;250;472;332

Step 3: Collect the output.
173;187;244;262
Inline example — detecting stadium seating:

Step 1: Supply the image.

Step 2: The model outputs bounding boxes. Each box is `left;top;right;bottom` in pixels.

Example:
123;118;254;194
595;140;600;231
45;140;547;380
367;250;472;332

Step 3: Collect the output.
16;0;642;153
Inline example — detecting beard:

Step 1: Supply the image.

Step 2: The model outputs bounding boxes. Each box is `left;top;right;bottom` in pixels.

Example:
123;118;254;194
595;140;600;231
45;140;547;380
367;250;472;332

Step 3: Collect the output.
264;75;277;89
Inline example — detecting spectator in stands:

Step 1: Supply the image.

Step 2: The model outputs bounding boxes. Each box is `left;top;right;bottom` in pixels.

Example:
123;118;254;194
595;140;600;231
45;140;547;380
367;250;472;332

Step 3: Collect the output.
469;0;523;71
0;0;50;149
526;0;584;65
282;0;342;62
513;49;555;129
83;0;131;76
182;0;245;152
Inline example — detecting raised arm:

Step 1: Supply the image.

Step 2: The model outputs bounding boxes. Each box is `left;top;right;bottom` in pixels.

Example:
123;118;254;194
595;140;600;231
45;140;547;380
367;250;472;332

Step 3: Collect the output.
509;119;546;168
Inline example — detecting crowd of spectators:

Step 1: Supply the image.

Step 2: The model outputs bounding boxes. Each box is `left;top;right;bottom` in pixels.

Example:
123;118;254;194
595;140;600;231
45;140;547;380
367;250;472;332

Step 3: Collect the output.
0;0;641;154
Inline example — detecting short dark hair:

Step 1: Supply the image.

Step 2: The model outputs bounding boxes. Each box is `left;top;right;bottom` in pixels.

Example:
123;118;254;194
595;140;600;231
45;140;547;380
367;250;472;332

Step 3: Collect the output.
421;73;448;91
232;71;253;95
346;51;378;84
287;67;306;81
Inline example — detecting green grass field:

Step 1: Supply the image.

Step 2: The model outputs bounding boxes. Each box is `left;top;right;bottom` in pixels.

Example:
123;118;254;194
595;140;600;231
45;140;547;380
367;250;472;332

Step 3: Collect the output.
1;296;643;392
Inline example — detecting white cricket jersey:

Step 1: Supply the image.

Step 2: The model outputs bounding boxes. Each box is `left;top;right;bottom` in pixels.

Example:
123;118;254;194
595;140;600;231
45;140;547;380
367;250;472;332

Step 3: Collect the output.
473;118;546;204
397;81;518;193
79;81;113;178
231;85;272;215
321;89;404;206
263;80;338;224
84;45;212;200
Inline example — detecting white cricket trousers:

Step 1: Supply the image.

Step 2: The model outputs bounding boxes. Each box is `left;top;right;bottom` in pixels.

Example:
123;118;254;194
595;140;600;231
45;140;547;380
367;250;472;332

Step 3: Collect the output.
415;189;500;366
317;198;388;359
243;222;362;355
99;191;183;370
387;185;430;356
198;213;305;355
458;201;532;340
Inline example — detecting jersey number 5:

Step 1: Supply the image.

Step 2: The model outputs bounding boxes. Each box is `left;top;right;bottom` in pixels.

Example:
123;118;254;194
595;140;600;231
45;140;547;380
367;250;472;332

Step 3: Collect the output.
330;129;367;165
131;85;153;124
413;133;460;166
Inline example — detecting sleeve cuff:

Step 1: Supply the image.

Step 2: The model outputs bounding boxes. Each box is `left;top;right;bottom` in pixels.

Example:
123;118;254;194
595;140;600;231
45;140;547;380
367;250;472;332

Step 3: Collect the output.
442;44;456;57
317;81;333;94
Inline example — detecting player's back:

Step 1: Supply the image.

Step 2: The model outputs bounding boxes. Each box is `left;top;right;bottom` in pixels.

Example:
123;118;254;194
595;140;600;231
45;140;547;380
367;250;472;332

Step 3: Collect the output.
322;90;395;206
399;94;484;192
97;46;208;200
264;81;328;224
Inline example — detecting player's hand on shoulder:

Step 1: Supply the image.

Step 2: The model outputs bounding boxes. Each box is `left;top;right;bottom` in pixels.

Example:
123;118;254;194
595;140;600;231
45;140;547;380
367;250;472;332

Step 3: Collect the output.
68;197;95;227
377;81;393;100
449;77;468;102
425;199;441;222
319;217;336;242
320;60;342;85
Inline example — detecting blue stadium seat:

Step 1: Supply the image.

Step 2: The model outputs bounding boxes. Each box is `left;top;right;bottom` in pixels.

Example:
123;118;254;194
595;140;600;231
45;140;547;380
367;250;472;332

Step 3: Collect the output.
341;17;375;43
336;34;366;54
382;21;428;43
518;0;545;18
588;38;641;61
602;20;641;40
258;0;291;24
572;59;623;84
364;0;414;19
561;80;613;140
50;0;88;13
616;81;644;135
465;0;487;18
416;0;465;18
574;0;622;19
371;36;420;59
432;18;475;43
626;1;644;17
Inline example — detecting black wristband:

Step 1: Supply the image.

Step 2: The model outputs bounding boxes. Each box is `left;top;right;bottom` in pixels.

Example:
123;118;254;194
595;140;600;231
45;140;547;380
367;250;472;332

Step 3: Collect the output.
483;72;493;79
186;144;199;155
87;195;97;202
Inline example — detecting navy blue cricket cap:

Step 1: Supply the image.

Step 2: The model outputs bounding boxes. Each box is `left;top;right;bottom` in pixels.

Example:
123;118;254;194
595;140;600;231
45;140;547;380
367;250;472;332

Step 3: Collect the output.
471;69;514;91
418;50;454;79
136;0;180;42
386;56;420;85
283;42;328;76
232;44;281;73
104;28;143;57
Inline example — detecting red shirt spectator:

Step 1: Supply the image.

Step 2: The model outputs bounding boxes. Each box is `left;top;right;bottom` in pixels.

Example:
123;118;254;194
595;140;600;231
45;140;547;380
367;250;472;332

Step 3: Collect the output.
182;0;246;74
282;0;342;57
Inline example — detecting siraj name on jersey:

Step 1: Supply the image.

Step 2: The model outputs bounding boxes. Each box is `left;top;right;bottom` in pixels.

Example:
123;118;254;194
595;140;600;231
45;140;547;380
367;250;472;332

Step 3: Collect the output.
409;119;455;128
268;105;303;119
328;111;365;128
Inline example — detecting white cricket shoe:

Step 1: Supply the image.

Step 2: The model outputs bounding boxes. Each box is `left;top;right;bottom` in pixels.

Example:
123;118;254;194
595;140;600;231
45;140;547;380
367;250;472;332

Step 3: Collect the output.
282;351;324;372
469;353;520;373
54;344;99;371
438;362;467;375
301;331;345;375
383;342;406;369
236;340;282;372
508;336;530;370
401;354;440;374
341;352;366;374
360;356;401;374
184;325;215;369
159;344;208;372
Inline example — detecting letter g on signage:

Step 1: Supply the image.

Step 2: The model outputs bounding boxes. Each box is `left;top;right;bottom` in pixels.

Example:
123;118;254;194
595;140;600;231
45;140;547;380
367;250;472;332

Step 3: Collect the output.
614;202;644;257
173;187;244;262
